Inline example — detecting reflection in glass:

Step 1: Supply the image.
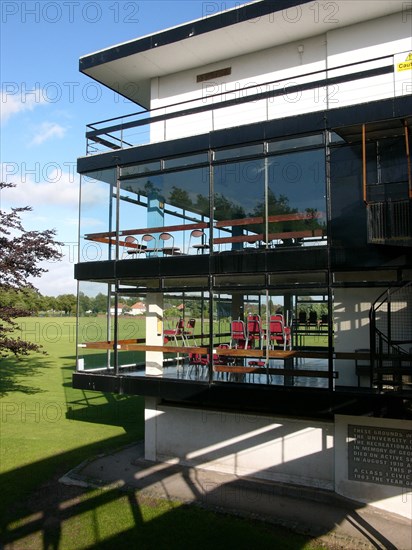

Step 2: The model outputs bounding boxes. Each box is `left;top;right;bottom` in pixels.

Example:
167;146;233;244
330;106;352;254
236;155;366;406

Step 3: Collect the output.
213;158;265;251
266;148;326;246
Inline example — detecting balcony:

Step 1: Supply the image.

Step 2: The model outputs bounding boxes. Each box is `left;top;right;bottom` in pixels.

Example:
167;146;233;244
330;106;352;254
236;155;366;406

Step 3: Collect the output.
83;55;400;156
367;199;412;247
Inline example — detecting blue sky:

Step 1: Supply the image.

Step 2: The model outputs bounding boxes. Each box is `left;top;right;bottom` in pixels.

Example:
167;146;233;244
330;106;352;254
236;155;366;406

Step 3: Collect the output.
1;0;245;295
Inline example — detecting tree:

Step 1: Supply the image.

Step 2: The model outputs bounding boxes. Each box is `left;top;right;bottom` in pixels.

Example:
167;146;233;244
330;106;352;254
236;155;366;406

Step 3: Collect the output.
0;182;62;357
78;291;92;315
56;294;77;315
93;292;108;314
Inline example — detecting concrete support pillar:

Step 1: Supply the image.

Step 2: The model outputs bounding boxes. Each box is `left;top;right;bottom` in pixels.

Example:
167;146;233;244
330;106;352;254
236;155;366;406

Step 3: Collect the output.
144;396;161;461
146;294;164;376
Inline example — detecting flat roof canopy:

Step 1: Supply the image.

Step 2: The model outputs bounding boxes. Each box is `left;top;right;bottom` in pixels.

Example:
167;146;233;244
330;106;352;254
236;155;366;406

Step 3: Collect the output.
79;0;406;108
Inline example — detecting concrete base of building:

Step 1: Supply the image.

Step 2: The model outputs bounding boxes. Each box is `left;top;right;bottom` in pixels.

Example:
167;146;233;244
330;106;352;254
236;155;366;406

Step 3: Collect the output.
145;399;412;520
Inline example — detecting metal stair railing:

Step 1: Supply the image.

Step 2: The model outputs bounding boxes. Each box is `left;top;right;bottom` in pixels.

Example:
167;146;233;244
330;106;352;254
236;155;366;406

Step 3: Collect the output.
369;282;412;391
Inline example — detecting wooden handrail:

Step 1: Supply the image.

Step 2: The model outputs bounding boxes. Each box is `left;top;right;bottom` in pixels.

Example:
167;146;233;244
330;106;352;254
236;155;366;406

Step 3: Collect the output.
215;212;323;228
84;212;325;243
78;341;370;362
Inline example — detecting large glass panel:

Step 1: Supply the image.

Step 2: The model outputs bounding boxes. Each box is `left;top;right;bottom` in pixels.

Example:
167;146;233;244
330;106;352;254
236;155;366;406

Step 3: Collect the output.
330;143;370;247
211;289;267;382
121;161;160;177
214;143;264;161
114;291;146;375
268;134;324;153
267;149;326;247
79;169;116;262
76;281;114;372
157;290;211;380
366;136;411;201
118;186;147;259
213;158;265;252
163;276;209;289
379;137;408;185
164;152;209;169
293;292;329;350
118;165;210;255
214;274;265;288
209;284;332;388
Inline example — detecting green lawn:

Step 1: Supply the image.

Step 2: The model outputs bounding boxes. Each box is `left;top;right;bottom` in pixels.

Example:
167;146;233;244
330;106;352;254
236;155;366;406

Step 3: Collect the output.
0;316;325;549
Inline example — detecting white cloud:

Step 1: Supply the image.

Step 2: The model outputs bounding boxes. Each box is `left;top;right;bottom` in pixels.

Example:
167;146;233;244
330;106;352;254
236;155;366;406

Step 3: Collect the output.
30;122;67;146
0;89;47;124
1;168;108;296
79;216;106;228
1;164;106;209
1;168;78;208
30;255;77;297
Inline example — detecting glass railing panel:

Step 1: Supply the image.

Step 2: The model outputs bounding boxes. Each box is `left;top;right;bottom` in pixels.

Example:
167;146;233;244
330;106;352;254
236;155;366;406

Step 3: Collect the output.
79;170;116;262
76;282;113;372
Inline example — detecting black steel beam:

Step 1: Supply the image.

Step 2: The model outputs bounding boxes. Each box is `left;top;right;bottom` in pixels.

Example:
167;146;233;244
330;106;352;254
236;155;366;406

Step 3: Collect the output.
72;372;411;420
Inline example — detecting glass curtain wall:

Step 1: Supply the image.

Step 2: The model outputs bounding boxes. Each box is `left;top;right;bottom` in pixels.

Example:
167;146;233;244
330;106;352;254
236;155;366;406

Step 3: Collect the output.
78;134;327;261
78;169;117;262
76;281;114;372
77;133;331;383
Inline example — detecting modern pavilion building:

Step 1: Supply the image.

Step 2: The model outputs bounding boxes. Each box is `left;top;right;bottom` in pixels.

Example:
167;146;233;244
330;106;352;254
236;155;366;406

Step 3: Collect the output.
74;0;412;518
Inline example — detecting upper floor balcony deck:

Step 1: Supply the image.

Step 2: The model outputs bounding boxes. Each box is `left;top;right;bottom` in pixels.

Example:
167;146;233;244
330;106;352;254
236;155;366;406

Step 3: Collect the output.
84;53;409;156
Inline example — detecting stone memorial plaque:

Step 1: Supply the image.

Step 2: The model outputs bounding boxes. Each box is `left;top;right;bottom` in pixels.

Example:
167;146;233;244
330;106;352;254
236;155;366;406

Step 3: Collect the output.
348;424;412;488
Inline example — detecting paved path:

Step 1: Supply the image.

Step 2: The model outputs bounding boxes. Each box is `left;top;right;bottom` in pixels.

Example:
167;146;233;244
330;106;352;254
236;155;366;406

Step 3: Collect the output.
61;442;412;549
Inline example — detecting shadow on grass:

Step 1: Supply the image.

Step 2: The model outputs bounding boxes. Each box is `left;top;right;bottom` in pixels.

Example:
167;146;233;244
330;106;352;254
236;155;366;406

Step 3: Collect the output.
1;364;406;548
60;364;145;430
0;360;324;549
0;355;52;397
0;437;320;550
1;433;405;550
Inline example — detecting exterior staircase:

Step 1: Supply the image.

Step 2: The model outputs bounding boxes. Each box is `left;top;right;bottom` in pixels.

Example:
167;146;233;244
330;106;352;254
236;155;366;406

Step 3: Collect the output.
370;282;412;390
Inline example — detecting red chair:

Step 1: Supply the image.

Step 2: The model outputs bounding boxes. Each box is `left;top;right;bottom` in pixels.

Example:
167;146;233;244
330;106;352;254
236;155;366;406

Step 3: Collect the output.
213;344;234;380
213;344;232;366
267;315;292;350
271;313;284;323
248;358;266;382
184;318;197;345
187;352;208;378
230;319;249;349
246;313;263;349
163;318;187;345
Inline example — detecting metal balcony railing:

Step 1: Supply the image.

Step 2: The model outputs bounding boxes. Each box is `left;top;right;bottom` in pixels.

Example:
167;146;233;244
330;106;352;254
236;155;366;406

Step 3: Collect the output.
367;199;412;245
84;54;397;155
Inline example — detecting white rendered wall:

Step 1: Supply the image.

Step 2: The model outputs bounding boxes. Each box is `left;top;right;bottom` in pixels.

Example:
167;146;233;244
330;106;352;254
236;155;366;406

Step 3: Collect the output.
144;404;411;519
150;404;334;490
149;11;411;143
326;12;412;107
333;287;382;386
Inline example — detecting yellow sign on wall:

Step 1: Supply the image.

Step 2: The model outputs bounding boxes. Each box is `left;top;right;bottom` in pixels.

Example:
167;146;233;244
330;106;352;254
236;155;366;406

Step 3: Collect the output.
396;52;412;72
